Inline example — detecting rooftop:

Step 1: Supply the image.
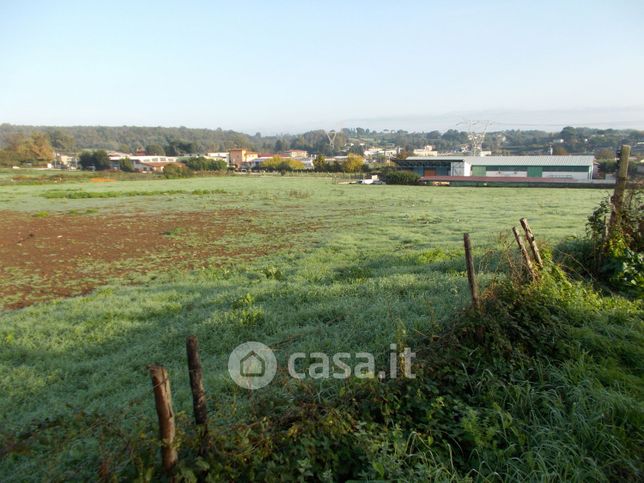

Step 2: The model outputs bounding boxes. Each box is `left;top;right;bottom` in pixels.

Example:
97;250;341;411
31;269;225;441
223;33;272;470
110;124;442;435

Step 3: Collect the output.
404;155;595;166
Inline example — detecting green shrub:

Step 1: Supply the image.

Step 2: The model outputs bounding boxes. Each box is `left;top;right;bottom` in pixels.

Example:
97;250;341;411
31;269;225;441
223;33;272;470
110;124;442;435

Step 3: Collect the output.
381;169;420;185
184;156;228;171
584;190;643;294
163;163;192;178
260;157;305;171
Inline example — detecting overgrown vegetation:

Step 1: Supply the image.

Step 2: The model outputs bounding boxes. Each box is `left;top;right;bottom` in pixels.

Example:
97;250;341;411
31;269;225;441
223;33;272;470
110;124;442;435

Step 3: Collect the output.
557;188;643;295
140;267;641;482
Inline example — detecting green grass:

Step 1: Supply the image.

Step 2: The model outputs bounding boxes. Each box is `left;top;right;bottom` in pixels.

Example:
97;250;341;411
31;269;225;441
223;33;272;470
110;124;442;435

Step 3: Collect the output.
2;175;638;481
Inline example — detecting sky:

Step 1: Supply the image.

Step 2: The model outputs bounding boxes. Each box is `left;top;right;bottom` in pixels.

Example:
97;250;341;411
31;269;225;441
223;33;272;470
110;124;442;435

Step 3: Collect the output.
1;0;643;134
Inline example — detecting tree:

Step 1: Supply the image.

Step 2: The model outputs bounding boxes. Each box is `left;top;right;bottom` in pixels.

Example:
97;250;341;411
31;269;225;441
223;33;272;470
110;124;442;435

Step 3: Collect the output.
119;158;135;172
165;141;198;156
79;150;111;170
392;149;413;162
552;145;568;156
30;132;55;162
0;149;13;167
146;144;165;155
343;153;364;173
595;148;615;160
2;132;54;165
313;154;328;172
560;126;577;144
348;144;365;156
49;129;75;153
274;139;286;152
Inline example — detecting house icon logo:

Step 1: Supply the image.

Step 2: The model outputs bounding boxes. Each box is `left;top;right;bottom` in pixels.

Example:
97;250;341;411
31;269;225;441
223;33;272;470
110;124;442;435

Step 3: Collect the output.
228;341;277;389
240;350;265;377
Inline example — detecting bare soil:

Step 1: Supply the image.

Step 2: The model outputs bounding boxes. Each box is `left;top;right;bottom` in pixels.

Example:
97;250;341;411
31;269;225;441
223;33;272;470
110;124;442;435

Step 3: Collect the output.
0;209;298;309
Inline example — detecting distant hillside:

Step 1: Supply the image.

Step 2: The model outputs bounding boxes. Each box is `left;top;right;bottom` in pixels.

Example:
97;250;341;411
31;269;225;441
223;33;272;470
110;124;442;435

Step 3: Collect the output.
0;124;262;153
0;123;642;157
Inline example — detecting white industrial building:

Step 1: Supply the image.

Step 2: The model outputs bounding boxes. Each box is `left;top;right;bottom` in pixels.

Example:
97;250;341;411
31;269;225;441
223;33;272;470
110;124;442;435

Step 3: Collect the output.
397;155;595;181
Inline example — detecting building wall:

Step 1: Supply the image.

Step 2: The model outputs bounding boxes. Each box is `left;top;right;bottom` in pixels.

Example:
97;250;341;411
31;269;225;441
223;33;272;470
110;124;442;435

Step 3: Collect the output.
451;161;465;176
400;156;593;180
486;170;528;177
229;149;246;168
229;149;259;169
482;165;591;180
541;171;591;181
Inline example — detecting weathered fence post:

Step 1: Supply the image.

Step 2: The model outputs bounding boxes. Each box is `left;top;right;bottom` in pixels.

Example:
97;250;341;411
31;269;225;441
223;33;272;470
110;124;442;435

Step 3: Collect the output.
608;144;631;240
149;365;178;474
463;233;480;310
186;336;209;455
519;218;543;268
512;227;536;280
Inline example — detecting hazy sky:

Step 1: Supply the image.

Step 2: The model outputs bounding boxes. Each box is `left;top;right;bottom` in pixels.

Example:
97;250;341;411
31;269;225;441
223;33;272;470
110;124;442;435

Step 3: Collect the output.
1;0;643;133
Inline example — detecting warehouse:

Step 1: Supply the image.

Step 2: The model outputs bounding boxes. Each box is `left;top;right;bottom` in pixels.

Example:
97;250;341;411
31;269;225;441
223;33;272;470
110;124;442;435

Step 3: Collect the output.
396;155;595;181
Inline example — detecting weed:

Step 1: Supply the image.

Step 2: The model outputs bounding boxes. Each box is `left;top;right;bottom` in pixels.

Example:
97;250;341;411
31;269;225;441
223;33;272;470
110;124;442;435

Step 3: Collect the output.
287;189;312;199
262;266;284;280
163;227;186;237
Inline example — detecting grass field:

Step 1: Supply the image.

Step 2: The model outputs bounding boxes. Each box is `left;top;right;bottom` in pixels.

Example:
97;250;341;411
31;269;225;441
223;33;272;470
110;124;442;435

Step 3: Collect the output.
2;173;638;480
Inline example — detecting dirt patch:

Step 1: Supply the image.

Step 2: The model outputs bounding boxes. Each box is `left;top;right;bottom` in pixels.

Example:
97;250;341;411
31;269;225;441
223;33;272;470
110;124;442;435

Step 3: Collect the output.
0;209;301;309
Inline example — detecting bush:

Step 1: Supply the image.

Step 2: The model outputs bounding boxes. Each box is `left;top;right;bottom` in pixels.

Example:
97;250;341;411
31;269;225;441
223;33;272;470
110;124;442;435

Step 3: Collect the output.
118;158;135;172
343;153;365;173
381;169;420;185
162;163;191;178
184;156;228;171
260;157;305;171
584;190;643;293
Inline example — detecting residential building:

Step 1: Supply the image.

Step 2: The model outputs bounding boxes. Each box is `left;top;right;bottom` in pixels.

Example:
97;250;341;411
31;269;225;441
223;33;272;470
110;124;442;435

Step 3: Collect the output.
412;145;437;157
364;148;398;161
229;148;258;169
206;152;229;161
285;149;308;158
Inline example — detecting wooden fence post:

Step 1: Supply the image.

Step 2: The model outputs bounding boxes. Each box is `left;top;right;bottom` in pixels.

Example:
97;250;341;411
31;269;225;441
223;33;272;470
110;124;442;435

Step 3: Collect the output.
186;336;209;455
608;144;631;240
512;227;536;280
519;218;543;268
463;233;480;310
149;365;178;474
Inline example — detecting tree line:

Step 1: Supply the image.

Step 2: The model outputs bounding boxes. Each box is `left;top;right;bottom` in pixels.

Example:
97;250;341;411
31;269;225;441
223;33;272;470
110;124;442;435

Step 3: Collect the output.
0;123;642;168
